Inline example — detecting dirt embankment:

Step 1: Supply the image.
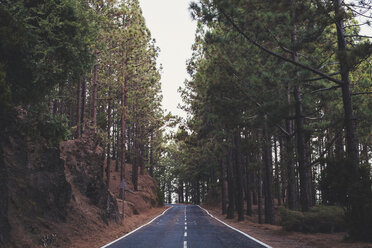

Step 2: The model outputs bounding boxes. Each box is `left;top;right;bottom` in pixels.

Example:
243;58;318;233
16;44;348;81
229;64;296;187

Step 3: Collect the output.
1;112;164;248
202;204;372;248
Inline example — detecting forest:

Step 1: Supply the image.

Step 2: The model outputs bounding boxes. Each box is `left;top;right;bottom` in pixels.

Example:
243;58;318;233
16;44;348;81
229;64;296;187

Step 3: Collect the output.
0;0;372;246
0;0;169;246
158;0;372;243
0;0;167;191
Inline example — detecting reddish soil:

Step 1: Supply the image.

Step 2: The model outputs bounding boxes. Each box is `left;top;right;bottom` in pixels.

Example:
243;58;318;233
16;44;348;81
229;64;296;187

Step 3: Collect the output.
5;161;164;248
67;163;165;248
203;205;372;248
69;206;167;248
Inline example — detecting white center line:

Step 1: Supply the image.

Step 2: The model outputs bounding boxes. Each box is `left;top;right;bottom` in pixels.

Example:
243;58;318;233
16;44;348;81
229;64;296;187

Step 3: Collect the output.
184;232;187;237
185;226;187;230
185;222;187;225
184;241;187;248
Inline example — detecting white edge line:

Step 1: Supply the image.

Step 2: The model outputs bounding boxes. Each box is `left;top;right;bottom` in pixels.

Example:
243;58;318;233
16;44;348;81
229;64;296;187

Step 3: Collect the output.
100;207;173;248
197;205;272;248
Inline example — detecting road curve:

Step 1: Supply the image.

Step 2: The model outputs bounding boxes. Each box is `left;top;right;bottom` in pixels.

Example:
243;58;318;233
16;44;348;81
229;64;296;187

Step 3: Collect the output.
101;204;271;248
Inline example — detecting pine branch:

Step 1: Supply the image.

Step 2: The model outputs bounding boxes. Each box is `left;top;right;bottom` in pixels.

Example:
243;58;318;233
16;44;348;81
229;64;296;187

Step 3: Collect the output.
219;9;344;86
352;91;372;96
309;131;342;167
303;85;341;96
304;72;341;82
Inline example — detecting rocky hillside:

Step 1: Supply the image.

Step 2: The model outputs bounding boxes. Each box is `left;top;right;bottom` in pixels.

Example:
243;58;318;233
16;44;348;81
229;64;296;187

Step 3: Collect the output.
0;111;160;248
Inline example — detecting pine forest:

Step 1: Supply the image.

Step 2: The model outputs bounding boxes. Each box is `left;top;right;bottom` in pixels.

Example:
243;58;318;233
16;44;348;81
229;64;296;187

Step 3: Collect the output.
0;0;372;247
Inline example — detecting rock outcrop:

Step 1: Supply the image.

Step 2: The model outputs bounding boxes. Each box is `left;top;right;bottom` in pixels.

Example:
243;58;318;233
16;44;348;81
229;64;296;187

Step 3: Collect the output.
60;127;119;222
0;111;71;246
0;110;118;247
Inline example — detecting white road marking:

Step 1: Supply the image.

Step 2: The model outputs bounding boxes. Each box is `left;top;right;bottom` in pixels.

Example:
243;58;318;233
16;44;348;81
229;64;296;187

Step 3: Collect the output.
185;226;187;230
197;205;272;248
183;241;187;248
184;232;187;237
184;222;187;225
100;207;172;248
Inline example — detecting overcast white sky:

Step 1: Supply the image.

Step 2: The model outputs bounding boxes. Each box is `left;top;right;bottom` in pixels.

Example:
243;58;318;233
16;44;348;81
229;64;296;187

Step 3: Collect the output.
139;0;196;119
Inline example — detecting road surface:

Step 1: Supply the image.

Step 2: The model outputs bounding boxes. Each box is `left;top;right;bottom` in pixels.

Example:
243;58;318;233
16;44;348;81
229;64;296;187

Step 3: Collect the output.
101;204;270;248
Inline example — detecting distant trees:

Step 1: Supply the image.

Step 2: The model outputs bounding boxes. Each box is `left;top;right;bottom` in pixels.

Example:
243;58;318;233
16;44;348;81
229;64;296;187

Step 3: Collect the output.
165;0;372;241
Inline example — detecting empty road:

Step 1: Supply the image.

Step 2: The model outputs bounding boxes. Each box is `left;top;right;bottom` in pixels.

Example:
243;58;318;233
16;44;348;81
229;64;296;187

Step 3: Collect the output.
101;205;270;248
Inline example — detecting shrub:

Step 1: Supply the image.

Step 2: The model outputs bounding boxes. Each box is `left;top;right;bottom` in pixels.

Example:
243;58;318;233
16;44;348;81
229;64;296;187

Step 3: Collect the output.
280;205;346;233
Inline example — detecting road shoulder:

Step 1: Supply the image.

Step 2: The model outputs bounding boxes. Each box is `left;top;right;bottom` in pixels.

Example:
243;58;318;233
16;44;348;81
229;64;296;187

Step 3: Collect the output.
201;205;372;248
69;206;169;248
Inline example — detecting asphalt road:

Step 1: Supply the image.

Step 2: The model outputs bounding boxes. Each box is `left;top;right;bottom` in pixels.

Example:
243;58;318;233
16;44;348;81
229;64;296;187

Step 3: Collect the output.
101;204;270;248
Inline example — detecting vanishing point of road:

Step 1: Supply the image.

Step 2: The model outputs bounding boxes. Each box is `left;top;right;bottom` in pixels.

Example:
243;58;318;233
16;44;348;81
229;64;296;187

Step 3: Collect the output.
101;204;271;248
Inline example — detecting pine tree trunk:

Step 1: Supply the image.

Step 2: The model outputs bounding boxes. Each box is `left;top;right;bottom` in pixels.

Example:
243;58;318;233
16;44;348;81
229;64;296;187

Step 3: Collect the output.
149;132;154;177
185;183;189;203
168;182;172;204
227;146;235;219
132;125;138;191
274;138;281;206
245;155;252;216
257;167;263;224
106;89;112;188
252;172;258;205
362;143;369;165
286;0;298;211
120;63;127;181
335;133;344;158
196;179;201;204
335;0;360;171
76;80;82;139
279;136;287;205
92;64;98;127
116;114;120;172
221;157;227;215
263;117;274;223
139;125;145;176
335;1;362;236
294;86;311;212
234;131;244;221
81;80;86;133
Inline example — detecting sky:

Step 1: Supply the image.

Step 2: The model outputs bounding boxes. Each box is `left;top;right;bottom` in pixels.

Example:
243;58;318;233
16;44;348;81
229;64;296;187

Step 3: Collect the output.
139;0;197;119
